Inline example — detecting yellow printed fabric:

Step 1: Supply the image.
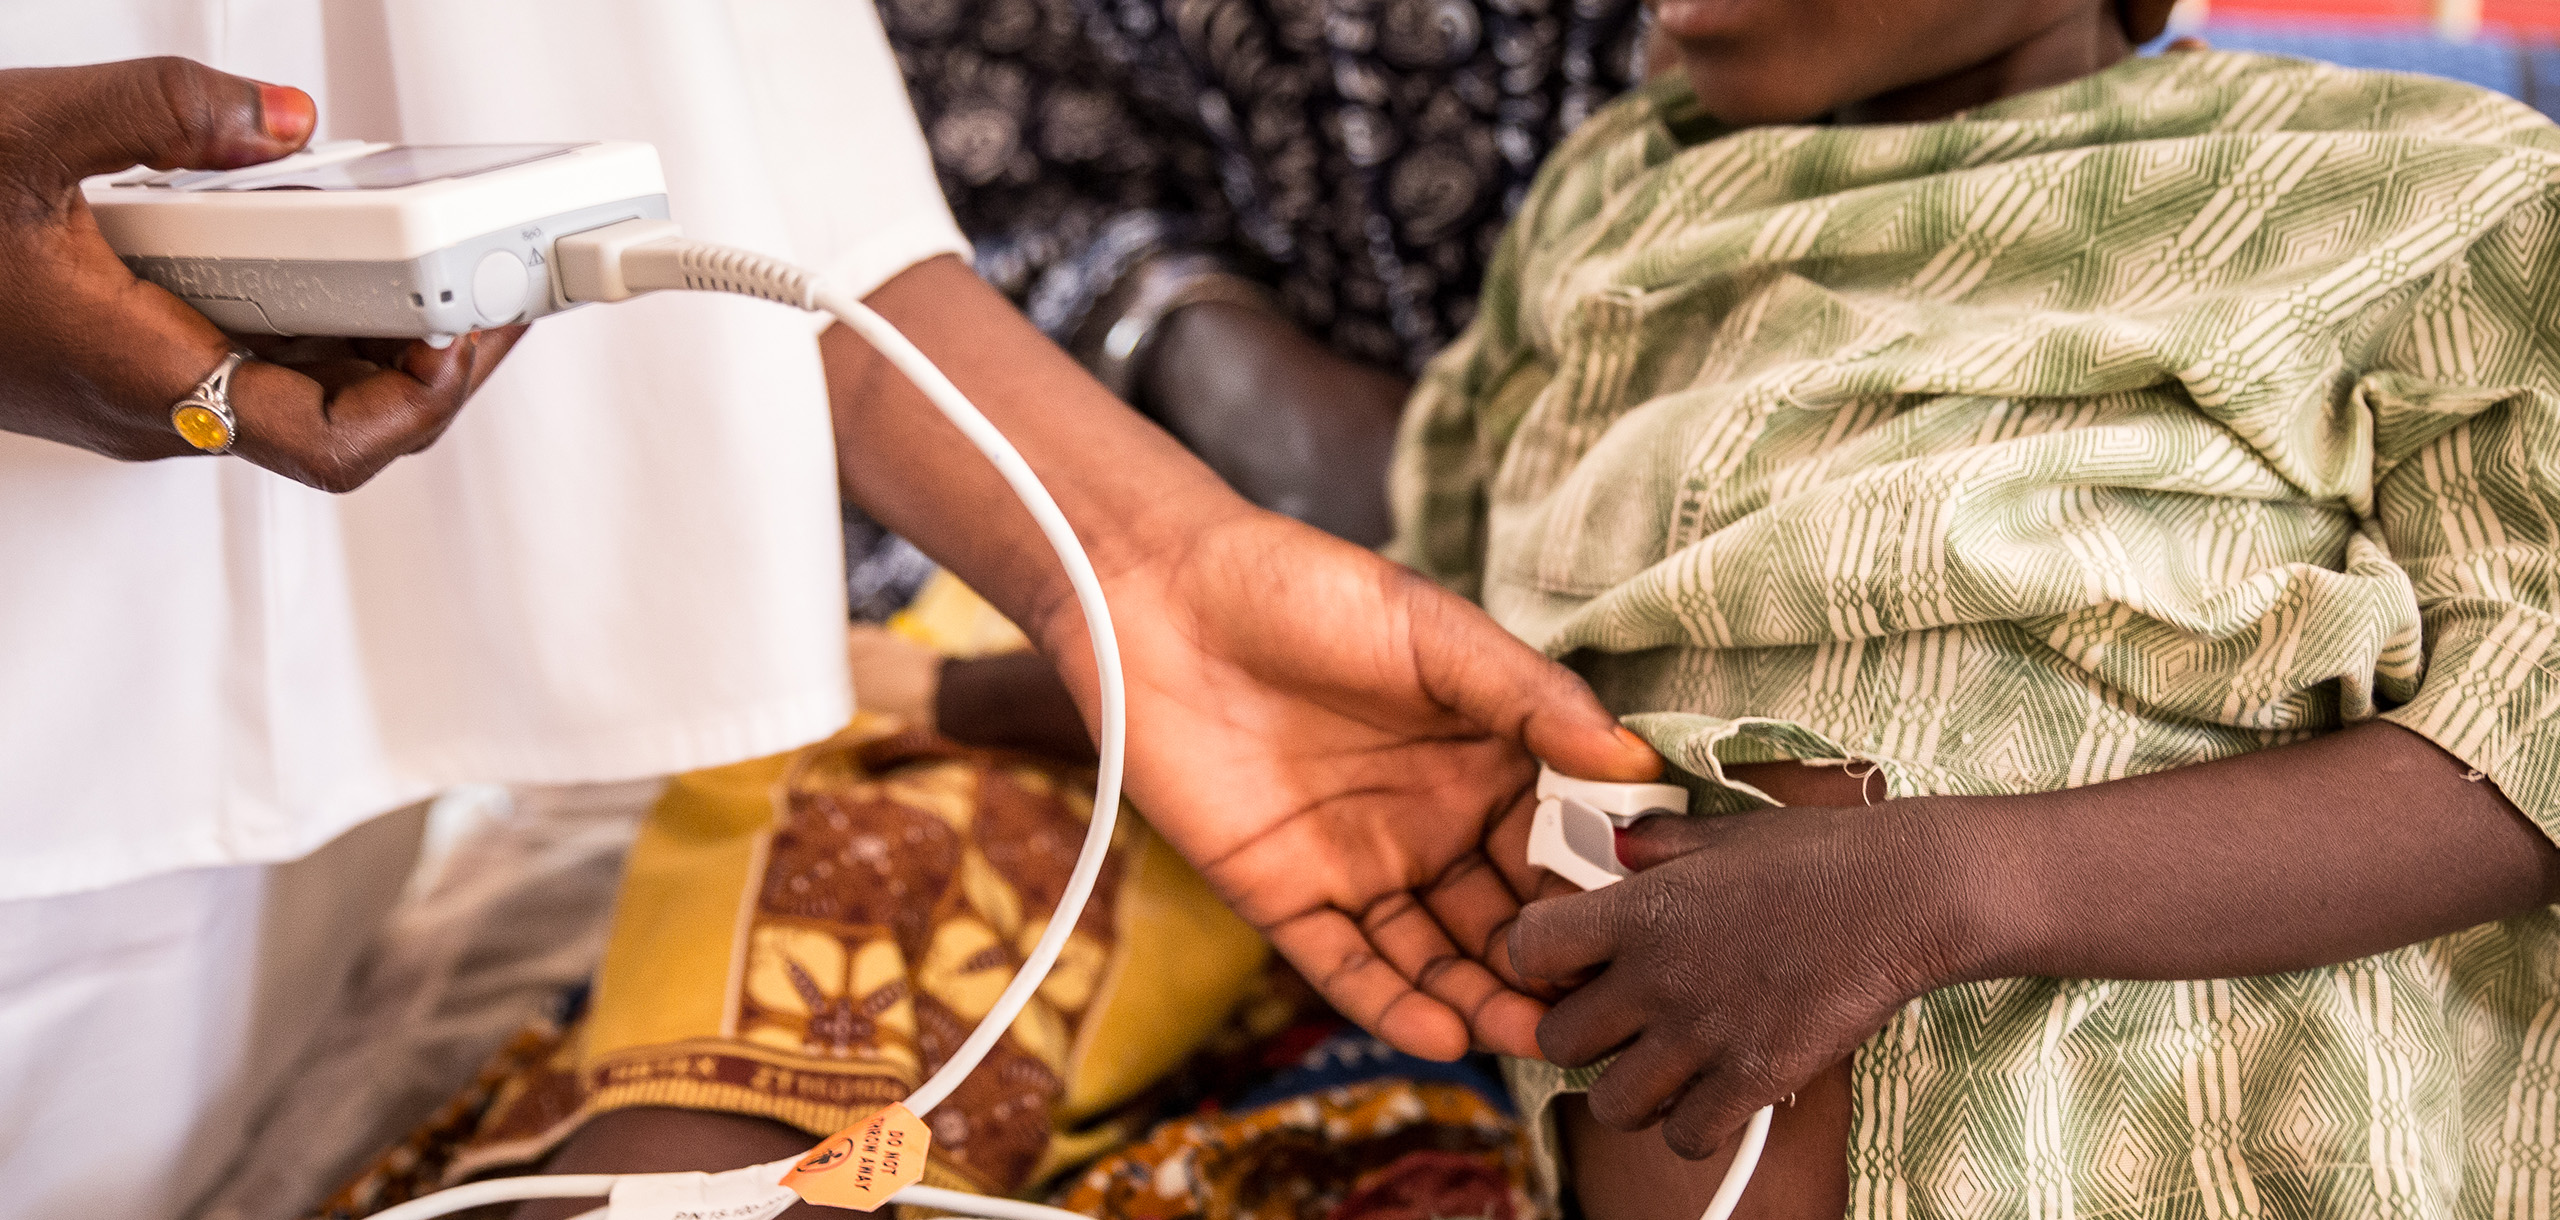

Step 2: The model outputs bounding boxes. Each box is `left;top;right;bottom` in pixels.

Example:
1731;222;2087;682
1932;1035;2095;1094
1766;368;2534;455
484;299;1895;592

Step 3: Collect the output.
450;718;1268;1198
1394;49;2560;1220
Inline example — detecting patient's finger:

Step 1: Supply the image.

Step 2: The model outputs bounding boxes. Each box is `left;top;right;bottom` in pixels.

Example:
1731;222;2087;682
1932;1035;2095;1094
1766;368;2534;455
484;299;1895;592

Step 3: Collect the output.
1537;965;1652;1072
1583;1031;1704;1133
1508;884;1621;982
1268;907;1470;1062
1613;813;1735;871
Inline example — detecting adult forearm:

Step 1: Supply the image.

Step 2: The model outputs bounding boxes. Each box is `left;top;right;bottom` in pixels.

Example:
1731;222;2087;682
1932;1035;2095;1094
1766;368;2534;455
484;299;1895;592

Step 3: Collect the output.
822;260;1665;1063
822;256;1246;651
1928;720;2560;985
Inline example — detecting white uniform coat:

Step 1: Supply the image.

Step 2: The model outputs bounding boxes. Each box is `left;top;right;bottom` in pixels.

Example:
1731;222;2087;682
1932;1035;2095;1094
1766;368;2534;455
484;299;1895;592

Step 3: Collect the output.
0;2;968;1213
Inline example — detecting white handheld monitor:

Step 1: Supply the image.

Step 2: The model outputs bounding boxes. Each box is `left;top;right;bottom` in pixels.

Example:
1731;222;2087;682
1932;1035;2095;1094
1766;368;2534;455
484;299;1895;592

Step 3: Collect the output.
85;141;670;344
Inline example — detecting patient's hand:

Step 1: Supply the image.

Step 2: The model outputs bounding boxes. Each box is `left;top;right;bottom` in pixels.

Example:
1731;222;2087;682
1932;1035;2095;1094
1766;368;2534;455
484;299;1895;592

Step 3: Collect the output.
1509;804;1941;1160
1043;508;1661;1060
1509;721;2560;1163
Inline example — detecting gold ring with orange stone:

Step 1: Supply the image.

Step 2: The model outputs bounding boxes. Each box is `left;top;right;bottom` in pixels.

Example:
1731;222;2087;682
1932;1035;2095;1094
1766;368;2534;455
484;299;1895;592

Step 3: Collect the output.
170;349;250;454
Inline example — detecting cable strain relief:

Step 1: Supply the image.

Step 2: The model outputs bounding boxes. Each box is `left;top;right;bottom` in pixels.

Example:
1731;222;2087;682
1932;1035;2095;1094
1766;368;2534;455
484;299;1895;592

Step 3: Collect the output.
620;241;823;308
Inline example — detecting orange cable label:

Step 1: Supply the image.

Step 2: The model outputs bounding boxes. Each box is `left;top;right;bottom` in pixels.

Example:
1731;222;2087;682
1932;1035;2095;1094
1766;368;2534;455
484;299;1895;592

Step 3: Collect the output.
780;1102;930;1211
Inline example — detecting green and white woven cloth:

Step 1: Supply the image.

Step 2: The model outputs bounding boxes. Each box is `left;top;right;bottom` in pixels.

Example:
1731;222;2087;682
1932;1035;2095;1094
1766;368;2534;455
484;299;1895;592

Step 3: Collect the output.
1392;50;2560;1220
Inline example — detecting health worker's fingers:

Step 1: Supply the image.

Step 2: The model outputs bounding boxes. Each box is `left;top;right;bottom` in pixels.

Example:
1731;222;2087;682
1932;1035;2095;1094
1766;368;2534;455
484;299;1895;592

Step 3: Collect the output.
1475;791;1583;1000
0;59;314;200
1483;781;1547;905
1479;881;1592;1004
0;59;507;492
1397;577;1660;785
229;326;524;491
1414;846;1552;1028
1507;884;1622;983
1268;907;1471;1062
1348;891;1527;1061
1362;905;1536;1059
1468;976;1547;1058
1387;860;1547;1056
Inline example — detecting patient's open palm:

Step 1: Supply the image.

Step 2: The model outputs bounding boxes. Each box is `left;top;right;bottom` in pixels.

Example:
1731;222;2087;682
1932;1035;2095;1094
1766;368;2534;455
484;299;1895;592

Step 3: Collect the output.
1045;510;1658;1060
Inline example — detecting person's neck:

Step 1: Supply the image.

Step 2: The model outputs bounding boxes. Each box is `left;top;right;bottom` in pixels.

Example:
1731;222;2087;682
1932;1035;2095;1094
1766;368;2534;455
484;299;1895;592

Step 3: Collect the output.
1833;10;2134;126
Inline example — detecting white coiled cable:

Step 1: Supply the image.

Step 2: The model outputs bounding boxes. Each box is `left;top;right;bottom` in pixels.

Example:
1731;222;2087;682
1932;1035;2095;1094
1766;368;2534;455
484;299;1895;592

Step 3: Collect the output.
368;220;1123;1220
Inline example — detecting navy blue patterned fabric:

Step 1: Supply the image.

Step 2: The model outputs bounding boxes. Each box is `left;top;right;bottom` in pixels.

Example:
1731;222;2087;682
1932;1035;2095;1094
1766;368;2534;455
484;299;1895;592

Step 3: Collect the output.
1233;1030;1515;1114
882;0;1649;372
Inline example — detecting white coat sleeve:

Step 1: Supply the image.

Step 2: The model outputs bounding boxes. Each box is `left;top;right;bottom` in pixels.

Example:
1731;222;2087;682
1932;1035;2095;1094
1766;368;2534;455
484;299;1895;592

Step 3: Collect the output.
727;0;975;303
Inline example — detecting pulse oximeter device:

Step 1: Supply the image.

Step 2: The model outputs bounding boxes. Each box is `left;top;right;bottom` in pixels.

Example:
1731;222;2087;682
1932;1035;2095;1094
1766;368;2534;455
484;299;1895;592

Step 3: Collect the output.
1525;766;1688;891
85;141;669;345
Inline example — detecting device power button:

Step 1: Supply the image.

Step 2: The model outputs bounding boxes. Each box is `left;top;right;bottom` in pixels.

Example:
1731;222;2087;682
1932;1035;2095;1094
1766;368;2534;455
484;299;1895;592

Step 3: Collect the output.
472;249;530;324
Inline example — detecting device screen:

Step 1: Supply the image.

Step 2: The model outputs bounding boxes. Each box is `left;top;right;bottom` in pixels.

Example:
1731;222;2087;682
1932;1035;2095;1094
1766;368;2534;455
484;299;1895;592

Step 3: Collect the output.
206;144;583;191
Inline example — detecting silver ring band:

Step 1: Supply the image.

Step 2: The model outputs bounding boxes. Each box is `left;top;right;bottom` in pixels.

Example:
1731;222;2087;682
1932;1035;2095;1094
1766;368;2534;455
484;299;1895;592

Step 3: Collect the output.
170;349;251;454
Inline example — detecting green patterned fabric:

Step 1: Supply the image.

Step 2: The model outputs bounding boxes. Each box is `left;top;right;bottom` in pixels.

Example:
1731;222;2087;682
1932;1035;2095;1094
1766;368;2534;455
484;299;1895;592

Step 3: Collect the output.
1391;50;2560;1220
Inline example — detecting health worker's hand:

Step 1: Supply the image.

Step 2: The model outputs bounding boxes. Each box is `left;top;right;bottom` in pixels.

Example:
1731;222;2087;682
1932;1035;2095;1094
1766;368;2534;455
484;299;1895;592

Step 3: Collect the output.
0;58;523;491
1036;509;1663;1061
833;256;1663;1062
1510;806;1949;1159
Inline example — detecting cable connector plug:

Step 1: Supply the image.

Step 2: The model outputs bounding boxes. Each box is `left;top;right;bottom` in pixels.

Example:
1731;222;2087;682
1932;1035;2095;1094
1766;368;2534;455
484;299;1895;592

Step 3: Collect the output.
555;217;684;304
555;218;823;309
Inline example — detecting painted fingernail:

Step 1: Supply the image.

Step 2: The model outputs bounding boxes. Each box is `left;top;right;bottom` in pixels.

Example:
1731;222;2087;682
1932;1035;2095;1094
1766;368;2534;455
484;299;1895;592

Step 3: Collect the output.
257;84;316;144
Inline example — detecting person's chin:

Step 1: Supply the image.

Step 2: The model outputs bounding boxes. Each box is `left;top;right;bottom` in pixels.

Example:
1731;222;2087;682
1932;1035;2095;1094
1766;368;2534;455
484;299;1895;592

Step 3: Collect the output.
1650;0;1765;42
1679;62;1846;129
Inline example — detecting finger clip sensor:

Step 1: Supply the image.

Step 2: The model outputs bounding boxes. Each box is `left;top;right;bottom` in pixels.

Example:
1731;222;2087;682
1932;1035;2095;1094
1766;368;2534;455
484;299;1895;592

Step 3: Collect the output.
1525;765;1774;1220
1525;766;1687;891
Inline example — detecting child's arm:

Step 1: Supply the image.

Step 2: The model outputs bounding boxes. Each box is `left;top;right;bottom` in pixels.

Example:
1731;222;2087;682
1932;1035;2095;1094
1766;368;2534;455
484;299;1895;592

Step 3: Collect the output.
1508;718;2559;1160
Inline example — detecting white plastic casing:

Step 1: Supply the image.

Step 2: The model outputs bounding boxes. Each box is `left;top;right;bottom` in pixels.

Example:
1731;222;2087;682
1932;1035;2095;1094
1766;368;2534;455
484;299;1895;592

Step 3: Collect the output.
1525;766;1689;891
82;141;671;340
85;141;667;261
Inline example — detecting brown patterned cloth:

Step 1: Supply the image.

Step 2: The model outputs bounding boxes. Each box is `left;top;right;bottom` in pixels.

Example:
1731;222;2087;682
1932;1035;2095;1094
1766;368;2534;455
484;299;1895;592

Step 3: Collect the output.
312;718;1269;1214
1057;1078;1532;1220
307;715;1545;1220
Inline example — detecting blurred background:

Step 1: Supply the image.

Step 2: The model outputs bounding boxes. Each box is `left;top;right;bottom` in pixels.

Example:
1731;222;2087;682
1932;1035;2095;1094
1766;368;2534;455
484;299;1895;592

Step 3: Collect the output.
2169;0;2560;113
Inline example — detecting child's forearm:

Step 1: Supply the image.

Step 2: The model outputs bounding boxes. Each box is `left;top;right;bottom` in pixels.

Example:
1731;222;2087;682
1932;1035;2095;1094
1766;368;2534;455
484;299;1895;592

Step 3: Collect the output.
1512;720;2549;1155
1921;721;2560;986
